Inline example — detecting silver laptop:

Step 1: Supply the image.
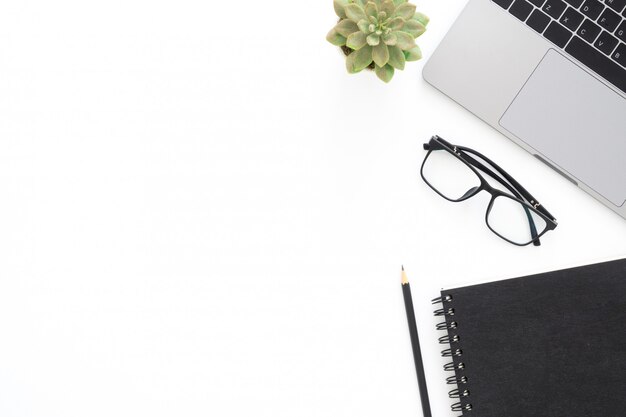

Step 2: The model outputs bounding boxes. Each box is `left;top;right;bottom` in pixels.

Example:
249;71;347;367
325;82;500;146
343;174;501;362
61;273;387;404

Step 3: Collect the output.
423;0;626;219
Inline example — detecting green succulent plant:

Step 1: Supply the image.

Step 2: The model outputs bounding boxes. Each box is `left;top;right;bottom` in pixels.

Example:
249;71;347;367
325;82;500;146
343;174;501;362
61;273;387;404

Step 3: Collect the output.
327;0;428;82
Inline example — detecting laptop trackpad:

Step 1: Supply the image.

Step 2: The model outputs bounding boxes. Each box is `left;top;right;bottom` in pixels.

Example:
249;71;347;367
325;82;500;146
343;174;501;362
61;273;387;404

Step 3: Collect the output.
500;49;626;207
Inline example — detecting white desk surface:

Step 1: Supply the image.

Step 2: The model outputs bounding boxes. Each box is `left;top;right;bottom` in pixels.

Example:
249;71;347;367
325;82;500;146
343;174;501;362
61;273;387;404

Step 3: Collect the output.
1;1;626;416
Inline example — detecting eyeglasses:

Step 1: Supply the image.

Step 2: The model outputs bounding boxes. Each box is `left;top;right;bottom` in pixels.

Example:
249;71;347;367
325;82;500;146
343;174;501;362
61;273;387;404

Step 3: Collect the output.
421;135;558;246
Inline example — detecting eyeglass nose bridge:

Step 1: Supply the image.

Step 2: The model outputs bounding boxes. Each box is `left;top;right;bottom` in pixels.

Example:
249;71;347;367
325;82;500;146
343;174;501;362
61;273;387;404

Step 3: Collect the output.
479;181;499;197
458;171;495;201
459;186;481;200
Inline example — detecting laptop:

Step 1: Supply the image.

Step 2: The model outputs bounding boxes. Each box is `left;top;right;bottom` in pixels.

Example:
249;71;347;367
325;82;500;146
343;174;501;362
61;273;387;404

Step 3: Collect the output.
423;0;626;219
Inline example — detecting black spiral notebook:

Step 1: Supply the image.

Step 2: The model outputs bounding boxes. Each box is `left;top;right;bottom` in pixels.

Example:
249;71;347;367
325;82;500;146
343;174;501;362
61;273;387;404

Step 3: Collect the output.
432;258;626;416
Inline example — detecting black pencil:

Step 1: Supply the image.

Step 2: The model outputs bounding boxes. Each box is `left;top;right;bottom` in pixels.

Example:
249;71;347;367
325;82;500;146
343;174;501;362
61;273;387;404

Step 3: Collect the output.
402;266;432;417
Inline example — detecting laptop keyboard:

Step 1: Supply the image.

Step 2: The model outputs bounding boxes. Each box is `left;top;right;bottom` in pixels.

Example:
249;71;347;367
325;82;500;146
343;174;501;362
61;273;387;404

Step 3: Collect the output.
493;0;626;94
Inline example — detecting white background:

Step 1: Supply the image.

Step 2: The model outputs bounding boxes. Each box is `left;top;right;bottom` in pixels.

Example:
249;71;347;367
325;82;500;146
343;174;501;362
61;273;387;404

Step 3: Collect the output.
1;1;626;416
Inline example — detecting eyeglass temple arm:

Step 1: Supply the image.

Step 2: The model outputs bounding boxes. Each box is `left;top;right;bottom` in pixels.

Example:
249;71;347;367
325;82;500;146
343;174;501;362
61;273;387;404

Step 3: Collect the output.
426;138;542;246
425;139;533;206
460;147;554;218
430;137;556;222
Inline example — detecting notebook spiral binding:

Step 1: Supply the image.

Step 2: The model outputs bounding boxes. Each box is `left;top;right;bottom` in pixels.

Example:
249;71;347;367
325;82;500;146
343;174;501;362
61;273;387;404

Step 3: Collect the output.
433;294;473;414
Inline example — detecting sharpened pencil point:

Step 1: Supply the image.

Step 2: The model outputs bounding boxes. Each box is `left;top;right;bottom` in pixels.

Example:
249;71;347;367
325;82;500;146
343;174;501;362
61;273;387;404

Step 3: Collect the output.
402;265;404;271
401;267;409;285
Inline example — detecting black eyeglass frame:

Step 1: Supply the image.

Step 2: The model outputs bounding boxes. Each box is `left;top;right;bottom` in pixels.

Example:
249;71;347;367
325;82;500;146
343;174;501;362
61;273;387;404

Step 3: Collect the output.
421;136;558;247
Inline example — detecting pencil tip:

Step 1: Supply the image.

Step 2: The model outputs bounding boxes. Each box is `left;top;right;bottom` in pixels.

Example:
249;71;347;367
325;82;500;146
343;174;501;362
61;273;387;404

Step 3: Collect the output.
402;265;404;271
401;266;409;285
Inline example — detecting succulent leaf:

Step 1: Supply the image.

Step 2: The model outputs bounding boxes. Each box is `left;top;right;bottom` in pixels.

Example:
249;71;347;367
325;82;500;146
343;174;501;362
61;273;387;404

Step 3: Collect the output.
414;12;429;26
404;45;422;61
357;19;371;33
375;64;395;82
380;0;396;18
344;4;368;22
388;17;405;30
392;0;408;5
347;31;368;50
346;45;374;73
382;31;397;45
365;1;378;17
335;19;360;37
395;3;417;20
387;45;406;69
333;0;350;18
327;28;347;46
367;33;381;46
404;19;426;37
372;42;389;67
395;31;416;50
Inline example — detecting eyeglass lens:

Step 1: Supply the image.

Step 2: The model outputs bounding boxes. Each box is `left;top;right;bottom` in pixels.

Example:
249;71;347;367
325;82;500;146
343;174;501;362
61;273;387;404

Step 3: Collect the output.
487;195;548;245
421;148;481;201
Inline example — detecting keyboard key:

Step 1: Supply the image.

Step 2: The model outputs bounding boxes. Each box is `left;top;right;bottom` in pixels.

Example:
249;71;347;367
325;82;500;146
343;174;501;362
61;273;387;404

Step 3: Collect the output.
598;8;621;30
528;9;553;32
581;0;605;19
510;0;535;20
543;0;568;18
529;0;546;5
565;0;584;6
565;36;626;93
613;42;626;66
493;0;515;8
616;21;626;41
560;7;585;30
544;21;574;46
605;0;626;13
577;19;602;42
595;30;620;53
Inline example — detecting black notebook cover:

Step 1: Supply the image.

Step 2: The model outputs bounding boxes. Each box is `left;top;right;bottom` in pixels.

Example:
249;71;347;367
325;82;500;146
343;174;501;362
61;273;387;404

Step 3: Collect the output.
435;258;626;417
